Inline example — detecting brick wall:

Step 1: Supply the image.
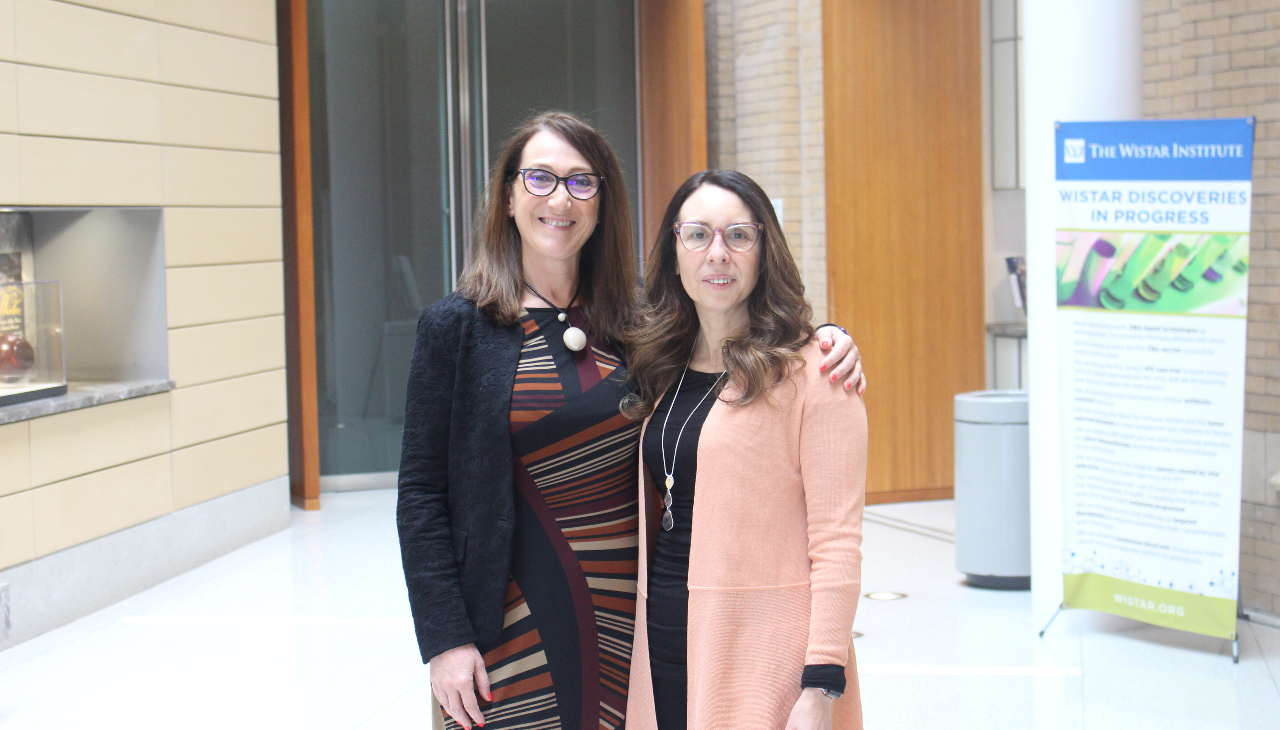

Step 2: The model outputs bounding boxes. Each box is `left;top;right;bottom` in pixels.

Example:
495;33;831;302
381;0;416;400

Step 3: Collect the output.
704;0;828;321
1142;0;1280;615
706;0;737;170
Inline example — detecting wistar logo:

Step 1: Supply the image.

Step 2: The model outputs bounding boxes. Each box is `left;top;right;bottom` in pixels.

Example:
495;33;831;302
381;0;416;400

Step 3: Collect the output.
1064;138;1086;164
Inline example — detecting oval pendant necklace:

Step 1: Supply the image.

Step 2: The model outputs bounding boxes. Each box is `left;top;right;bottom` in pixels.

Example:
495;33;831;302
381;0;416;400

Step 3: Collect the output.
524;279;587;352
658;364;725;531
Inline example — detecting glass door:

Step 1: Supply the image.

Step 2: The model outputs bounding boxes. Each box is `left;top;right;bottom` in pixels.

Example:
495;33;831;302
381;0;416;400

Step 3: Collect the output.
483;0;641;258
309;0;639;477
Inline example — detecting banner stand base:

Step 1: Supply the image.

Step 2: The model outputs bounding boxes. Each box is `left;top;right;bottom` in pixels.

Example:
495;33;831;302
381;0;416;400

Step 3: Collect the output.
1038;603;1066;638
1040;602;1240;663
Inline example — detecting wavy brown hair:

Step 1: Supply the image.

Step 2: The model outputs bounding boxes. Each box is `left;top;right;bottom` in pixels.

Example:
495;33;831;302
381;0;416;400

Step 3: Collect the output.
459;111;636;343
623;170;814;420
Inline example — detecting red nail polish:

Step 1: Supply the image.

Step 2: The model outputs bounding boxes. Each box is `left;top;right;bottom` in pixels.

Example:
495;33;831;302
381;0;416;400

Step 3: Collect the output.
830;374;836;382
819;364;827;372
845;382;852;390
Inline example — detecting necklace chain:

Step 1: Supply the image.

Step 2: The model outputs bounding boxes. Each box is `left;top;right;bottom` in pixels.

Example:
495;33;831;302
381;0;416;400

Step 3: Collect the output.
659;364;725;502
523;278;580;315
524;278;587;351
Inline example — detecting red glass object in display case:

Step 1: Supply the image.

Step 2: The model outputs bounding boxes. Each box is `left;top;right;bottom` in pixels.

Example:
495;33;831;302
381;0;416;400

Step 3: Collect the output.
0;332;35;379
0;281;65;407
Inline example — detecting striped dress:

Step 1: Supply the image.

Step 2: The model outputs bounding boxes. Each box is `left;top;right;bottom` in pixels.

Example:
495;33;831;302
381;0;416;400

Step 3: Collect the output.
446;307;639;730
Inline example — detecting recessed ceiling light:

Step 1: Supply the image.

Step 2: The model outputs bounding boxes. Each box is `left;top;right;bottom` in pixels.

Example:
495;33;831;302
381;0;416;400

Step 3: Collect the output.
865;591;907;601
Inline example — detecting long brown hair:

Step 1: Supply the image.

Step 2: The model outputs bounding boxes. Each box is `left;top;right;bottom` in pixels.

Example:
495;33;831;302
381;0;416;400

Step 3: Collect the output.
459;111;637;343
623;170;814;420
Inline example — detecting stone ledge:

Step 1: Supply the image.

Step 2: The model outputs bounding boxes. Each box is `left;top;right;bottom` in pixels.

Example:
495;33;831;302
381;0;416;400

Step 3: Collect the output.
0;380;175;427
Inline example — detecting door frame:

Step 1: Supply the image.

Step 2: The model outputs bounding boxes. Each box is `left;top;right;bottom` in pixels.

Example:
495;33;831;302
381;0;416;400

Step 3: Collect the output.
277;0;321;510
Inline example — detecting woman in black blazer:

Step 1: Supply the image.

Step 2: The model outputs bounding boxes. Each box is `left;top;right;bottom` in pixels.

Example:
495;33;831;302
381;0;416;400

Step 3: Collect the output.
397;112;865;730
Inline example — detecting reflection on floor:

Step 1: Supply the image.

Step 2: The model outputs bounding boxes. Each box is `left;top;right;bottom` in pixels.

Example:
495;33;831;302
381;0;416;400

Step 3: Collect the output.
1;492;1277;729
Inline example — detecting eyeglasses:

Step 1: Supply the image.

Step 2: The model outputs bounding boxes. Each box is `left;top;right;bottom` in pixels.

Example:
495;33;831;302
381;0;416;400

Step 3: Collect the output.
515;168;603;200
673;222;763;252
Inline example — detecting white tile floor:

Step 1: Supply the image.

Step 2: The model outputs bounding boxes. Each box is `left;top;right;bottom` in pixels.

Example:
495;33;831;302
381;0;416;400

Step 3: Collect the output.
1;491;1277;729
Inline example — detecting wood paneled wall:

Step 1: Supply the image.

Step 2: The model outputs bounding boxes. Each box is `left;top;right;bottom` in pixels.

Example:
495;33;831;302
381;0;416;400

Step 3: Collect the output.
824;0;985;504
638;0;708;252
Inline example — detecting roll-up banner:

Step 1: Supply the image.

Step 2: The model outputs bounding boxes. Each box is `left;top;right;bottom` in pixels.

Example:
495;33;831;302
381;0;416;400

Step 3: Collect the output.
1054;118;1254;640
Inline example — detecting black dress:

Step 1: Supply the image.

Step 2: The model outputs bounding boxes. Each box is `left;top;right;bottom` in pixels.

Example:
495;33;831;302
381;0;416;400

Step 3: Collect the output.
641;369;722;730
446;307;640;730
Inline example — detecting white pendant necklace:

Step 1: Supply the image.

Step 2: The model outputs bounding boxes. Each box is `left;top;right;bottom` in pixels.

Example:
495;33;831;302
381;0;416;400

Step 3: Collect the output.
658;364;725;531
524;279;587;352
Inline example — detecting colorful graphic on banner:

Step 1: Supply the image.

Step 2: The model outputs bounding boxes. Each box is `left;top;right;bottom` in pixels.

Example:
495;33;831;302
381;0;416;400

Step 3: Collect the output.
1055;118;1254;640
1055;231;1248;316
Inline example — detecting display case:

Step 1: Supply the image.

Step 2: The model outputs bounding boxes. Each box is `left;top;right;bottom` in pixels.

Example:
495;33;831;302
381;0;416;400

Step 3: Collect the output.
0;281;66;407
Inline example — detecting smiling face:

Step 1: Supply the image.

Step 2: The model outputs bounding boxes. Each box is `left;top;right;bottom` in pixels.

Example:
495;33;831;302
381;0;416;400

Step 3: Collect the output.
509;130;601;270
674;184;761;326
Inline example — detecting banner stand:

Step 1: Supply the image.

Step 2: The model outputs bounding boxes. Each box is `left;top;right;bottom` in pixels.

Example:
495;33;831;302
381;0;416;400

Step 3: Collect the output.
1037;604;1064;639
1041;118;1254;664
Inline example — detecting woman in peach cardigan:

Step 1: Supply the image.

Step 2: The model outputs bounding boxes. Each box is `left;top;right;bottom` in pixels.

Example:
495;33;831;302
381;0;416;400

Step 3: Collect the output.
622;170;867;730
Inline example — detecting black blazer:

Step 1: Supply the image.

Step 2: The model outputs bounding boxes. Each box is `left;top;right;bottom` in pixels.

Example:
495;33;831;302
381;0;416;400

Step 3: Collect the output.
396;292;525;663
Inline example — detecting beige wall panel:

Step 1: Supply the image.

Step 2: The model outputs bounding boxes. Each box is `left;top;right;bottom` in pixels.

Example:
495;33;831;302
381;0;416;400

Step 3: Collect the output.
0;491;34;570
160;85;280;152
168;315;285;387
19;136;162;205
15;0;159;81
156;0;276;45
171;423;287;509
0;0;13;61
31;454;173;557
163;207;283;266
165;261;284;328
162;147;281;206
0;421;30;498
0;62;15;131
29;393;171;487
16;64;161;143
0;134;17;203
158;23;278;97
169;369;287;448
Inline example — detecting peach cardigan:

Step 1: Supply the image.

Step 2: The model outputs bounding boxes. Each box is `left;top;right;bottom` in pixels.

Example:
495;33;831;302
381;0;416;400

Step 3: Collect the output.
625;341;868;730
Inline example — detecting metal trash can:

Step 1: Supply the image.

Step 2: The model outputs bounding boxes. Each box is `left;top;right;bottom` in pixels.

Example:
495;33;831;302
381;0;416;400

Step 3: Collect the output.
954;390;1030;589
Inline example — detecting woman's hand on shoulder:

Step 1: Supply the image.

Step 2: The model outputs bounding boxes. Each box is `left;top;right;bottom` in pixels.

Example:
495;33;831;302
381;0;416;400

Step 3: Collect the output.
785;687;834;730
430;643;490;728
816;326;866;396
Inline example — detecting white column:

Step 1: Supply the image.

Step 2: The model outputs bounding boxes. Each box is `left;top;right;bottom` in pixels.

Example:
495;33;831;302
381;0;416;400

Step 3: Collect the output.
1022;0;1144;623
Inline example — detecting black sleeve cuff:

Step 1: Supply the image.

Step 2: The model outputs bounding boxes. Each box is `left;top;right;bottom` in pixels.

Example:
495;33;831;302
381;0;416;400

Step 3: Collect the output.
800;663;847;693
816;323;848;336
415;619;479;665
